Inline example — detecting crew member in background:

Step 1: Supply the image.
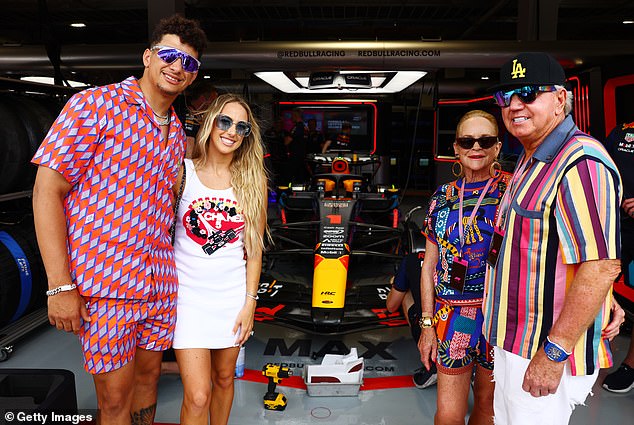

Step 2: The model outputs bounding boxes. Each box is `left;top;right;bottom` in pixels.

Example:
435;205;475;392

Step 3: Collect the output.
306;118;325;154
602;121;634;394
263;117;287;186
386;251;438;389
284;108;307;183
322;121;352;152
182;81;218;156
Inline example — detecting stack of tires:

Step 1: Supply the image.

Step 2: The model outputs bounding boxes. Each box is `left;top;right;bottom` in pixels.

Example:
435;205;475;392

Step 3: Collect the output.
0;94;59;194
0;93;60;327
0;217;47;327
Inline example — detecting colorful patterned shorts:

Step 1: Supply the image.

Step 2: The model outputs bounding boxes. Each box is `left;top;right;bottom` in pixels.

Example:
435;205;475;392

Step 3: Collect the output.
80;292;176;374
433;299;493;375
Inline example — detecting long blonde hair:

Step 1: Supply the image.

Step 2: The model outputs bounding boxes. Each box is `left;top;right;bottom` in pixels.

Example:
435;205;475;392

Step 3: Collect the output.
192;93;268;257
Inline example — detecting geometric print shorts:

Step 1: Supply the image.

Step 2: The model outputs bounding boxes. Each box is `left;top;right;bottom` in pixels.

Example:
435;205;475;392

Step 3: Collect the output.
80;292;176;374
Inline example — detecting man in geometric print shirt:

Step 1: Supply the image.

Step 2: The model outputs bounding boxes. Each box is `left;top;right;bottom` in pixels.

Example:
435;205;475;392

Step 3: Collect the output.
31;15;206;425
483;52;622;424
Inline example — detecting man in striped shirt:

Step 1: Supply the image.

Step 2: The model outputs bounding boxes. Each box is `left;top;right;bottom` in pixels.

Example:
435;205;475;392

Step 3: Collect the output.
483;52;622;424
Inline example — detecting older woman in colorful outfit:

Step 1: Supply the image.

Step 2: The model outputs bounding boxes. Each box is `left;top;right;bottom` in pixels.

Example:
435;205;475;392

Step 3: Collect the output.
418;110;506;425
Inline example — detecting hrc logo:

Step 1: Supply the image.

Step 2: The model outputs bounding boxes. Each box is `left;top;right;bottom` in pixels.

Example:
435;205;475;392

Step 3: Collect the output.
510;59;526;79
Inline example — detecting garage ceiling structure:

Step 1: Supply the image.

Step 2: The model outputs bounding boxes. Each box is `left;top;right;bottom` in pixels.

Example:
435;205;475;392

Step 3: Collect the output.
1;0;634;96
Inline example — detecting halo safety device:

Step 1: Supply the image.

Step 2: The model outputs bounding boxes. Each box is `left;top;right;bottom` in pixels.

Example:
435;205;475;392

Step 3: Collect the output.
493;85;559;108
215;114;252;137
152;45;201;73
455;136;499;149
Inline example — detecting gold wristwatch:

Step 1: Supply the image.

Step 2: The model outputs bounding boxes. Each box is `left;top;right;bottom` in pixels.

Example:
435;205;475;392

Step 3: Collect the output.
419;316;434;328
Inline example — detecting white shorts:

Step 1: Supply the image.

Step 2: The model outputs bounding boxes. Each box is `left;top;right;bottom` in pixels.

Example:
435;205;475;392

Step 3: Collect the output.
493;346;599;425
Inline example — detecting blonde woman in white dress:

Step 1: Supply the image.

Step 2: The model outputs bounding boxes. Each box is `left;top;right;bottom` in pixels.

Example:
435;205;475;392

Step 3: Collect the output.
172;93;268;425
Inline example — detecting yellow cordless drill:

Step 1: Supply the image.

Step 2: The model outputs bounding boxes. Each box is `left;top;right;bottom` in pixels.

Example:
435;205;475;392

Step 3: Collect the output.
262;363;292;411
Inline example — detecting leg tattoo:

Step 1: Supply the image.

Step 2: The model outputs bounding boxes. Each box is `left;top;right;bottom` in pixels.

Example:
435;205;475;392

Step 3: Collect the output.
130;403;156;425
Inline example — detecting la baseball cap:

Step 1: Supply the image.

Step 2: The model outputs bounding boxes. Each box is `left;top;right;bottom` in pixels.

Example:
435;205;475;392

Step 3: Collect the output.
490;52;566;92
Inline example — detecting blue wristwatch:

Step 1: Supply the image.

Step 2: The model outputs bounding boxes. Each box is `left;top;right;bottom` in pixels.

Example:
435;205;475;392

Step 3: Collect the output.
543;336;571;362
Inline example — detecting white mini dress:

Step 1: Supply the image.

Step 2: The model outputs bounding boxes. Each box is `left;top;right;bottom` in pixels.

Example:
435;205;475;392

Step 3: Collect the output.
172;159;247;349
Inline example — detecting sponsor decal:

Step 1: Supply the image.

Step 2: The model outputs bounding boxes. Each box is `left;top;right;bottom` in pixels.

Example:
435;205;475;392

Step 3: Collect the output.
259;280;283;297
372;308;409;327
254;304;285;322
263;338;396;360
324;200;351;208
376;285;390;300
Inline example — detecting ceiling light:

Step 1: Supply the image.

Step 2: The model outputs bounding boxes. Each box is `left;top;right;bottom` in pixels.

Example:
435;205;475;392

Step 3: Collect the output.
295;76;387;88
254;71;426;94
20;76;89;88
481;76;490;80
70;22;86;28
623;20;634;24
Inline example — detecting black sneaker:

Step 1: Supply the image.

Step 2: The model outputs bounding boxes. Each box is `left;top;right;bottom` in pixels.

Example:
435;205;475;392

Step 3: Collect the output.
413;364;438;389
602;363;634;393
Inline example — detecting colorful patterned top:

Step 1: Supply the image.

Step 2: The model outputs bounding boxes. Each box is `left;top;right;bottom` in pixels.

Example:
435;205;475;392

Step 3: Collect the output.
32;77;186;300
423;173;508;304
482;115;622;375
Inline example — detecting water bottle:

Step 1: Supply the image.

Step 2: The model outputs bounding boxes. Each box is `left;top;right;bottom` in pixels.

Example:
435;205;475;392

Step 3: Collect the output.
235;345;245;378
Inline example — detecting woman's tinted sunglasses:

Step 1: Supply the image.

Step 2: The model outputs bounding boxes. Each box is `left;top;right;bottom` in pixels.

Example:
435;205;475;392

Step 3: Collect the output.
216;114;252;137
152;45;201;73
493;85;559;107
455;136;499;150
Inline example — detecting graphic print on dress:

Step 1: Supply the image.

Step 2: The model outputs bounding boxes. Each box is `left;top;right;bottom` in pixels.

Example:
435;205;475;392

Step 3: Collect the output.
183;197;245;255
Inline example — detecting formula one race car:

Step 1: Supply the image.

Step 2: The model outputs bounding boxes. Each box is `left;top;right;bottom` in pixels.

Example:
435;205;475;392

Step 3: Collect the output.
255;152;424;334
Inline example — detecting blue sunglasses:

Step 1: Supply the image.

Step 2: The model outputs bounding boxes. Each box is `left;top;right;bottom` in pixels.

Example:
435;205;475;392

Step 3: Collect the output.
152;45;201;73
216;114;252;137
493;85;559;107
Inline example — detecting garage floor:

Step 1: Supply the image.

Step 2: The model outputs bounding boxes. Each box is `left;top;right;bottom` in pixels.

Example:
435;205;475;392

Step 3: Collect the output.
2;319;633;425
2;192;633;424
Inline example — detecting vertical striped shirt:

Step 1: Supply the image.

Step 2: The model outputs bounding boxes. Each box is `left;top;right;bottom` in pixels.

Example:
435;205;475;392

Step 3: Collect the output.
482;115;622;375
